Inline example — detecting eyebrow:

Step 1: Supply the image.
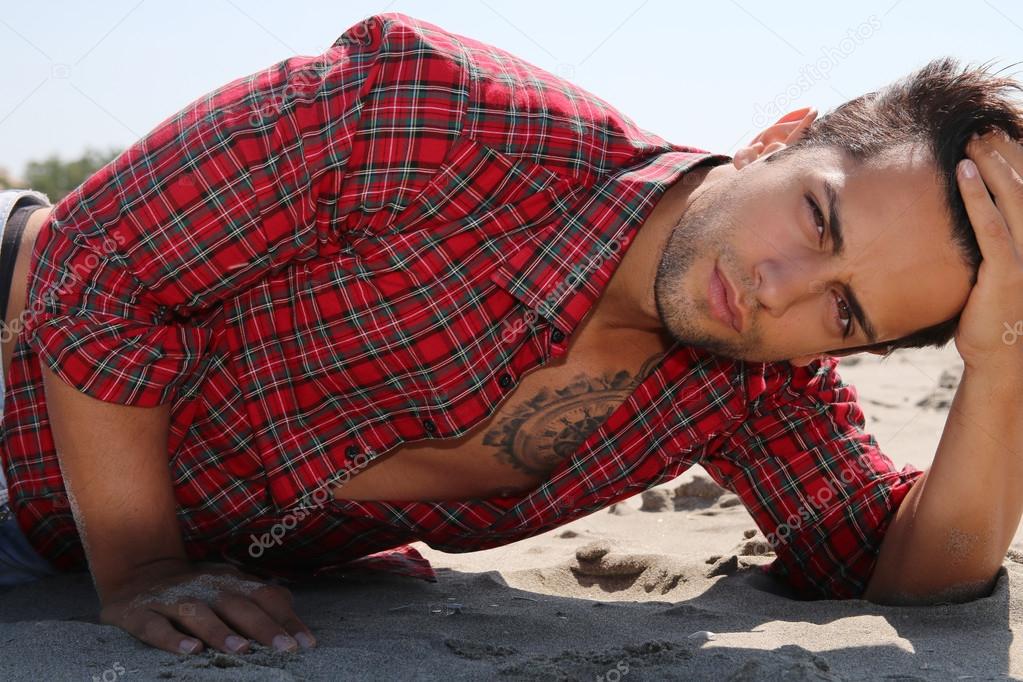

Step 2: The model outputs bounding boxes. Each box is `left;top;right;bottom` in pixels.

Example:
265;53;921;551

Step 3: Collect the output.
822;179;880;345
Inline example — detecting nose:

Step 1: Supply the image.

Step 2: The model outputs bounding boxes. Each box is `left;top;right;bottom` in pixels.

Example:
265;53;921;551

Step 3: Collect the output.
753;257;818;318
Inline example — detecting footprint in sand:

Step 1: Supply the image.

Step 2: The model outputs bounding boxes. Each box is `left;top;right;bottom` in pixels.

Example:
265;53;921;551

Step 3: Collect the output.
570;541;688;594
637;475;739;514
444;638;519;660
732;530;774;558
673;476;727;510
704;529;775;577
640;489;672;511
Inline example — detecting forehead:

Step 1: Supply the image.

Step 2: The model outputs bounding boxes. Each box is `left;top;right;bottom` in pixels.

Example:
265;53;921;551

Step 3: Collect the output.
808;144;972;340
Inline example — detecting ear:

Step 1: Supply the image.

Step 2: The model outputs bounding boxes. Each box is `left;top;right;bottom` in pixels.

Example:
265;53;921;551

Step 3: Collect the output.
733;106;818;169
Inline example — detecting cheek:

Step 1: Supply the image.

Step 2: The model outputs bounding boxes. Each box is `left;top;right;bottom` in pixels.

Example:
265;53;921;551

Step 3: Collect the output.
728;214;814;271
758;300;834;343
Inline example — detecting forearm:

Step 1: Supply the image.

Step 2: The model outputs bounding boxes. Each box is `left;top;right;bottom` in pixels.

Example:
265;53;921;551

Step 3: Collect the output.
866;364;1023;603
41;364;187;603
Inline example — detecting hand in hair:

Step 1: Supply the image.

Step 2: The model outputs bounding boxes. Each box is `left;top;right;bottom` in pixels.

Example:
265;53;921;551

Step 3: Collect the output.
953;127;1023;373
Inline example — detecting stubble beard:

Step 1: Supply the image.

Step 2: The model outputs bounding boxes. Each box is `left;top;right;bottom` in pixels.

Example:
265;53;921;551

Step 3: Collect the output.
654;180;763;361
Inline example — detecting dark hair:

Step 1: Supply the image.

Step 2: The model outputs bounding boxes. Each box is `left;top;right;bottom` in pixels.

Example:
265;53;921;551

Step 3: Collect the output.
770;57;1023;356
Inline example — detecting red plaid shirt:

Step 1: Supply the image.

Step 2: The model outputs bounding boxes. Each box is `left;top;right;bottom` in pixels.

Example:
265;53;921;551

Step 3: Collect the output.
0;13;923;599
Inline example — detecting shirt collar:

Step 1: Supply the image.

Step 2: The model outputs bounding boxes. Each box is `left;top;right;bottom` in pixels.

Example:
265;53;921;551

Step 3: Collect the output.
488;149;732;348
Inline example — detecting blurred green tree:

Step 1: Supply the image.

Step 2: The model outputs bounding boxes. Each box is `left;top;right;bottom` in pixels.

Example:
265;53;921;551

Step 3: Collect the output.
21;148;121;201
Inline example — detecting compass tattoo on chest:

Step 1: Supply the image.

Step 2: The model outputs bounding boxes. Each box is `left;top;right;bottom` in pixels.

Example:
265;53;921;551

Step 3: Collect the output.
481;352;666;477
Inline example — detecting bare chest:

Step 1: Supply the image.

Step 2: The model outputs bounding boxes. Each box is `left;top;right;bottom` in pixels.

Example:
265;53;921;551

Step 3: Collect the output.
331;322;674;503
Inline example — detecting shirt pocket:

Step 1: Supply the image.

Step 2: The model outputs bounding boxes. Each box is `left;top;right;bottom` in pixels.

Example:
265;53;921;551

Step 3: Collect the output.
372;134;579;247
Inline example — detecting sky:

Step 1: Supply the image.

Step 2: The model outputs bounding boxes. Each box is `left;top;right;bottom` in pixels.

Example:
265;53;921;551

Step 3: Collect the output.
1;0;1021;178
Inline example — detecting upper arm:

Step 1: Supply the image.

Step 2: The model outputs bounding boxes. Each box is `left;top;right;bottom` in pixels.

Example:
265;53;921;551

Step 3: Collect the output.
699;359;924;599
863;464;1004;605
22;14;465;407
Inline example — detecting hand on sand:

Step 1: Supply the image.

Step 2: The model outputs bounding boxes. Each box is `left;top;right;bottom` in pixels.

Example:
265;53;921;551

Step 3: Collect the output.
99;559;316;655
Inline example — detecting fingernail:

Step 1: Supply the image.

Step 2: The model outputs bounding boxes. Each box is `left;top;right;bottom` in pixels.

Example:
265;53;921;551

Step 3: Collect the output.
971;131;980;141
273;633;298;652
295;632;316;649
960;159;977;179
179;638;201;654
225;634;248;652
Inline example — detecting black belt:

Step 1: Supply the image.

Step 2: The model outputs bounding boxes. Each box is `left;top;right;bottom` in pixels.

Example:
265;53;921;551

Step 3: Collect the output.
0;203;37;323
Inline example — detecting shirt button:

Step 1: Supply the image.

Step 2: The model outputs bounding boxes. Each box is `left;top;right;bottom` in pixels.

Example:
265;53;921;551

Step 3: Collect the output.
498;373;513;388
550;329;565;344
344;445;359;460
423;419;437;434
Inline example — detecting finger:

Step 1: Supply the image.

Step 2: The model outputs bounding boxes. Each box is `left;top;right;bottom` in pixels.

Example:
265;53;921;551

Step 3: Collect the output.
976;127;1023;178
159;600;252;655
248;583;317;649
171;565;304;650
211;593;300;652
113;607;206;655
956;157;1016;267
967;132;1023;247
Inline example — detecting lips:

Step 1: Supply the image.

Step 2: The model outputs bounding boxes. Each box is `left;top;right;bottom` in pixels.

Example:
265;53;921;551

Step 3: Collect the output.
718;264;745;334
708;261;744;334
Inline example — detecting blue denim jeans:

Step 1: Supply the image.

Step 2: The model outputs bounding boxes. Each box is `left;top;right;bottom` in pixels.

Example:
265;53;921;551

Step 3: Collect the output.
0;189;59;586
0;470;59;586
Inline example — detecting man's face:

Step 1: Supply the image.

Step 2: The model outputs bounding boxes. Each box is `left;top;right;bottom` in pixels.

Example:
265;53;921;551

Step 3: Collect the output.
654;143;974;363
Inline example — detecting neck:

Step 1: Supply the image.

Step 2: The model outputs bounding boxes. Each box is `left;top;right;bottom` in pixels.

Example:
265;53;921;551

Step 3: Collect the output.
595;160;734;333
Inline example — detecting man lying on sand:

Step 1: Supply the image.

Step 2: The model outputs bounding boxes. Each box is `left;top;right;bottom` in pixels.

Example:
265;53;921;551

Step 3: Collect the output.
1;11;1021;657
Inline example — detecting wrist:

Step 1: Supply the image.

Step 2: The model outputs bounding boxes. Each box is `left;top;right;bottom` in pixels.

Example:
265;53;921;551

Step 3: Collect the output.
961;360;1023;396
97;556;191;604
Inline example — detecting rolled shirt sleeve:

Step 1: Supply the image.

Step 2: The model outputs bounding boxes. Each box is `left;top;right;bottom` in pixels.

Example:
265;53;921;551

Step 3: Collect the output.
699;357;925;599
21;14;432;406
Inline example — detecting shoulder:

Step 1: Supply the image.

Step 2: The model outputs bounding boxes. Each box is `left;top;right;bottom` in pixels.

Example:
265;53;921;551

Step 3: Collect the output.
345;13;680;184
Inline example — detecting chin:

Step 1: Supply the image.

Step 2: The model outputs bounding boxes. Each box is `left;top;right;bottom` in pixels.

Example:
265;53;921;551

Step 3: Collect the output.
687;337;789;366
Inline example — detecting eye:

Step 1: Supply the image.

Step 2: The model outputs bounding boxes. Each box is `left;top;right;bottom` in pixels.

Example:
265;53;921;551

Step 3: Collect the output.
833;291;854;338
804;191;853;338
805;193;826;246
